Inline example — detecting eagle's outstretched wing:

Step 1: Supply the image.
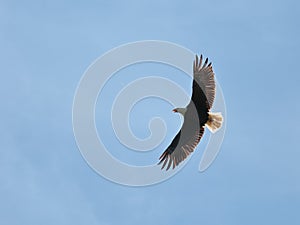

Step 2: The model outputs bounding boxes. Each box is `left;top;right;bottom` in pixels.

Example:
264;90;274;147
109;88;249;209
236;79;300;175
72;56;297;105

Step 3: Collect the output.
158;127;204;170
193;55;216;109
158;107;205;170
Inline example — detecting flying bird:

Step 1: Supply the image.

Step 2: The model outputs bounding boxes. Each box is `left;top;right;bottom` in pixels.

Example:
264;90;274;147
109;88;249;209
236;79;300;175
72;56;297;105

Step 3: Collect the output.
158;55;223;170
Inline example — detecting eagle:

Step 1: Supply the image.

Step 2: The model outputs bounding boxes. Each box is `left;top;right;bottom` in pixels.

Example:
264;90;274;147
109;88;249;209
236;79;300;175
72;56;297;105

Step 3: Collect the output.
158;55;223;170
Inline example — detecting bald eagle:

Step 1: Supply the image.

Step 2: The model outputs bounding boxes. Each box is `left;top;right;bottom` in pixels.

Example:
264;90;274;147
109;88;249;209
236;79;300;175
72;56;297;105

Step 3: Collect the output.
158;55;223;170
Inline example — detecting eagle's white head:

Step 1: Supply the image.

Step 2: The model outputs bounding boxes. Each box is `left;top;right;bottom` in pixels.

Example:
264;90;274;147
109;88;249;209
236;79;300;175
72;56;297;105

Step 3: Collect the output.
173;107;187;116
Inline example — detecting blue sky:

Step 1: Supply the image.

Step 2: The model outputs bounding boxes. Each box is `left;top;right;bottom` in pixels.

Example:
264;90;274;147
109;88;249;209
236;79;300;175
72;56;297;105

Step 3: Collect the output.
1;0;300;224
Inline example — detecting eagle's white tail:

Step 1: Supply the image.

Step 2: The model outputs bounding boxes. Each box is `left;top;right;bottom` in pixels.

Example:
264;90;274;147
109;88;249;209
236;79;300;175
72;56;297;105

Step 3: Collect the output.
206;112;223;133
